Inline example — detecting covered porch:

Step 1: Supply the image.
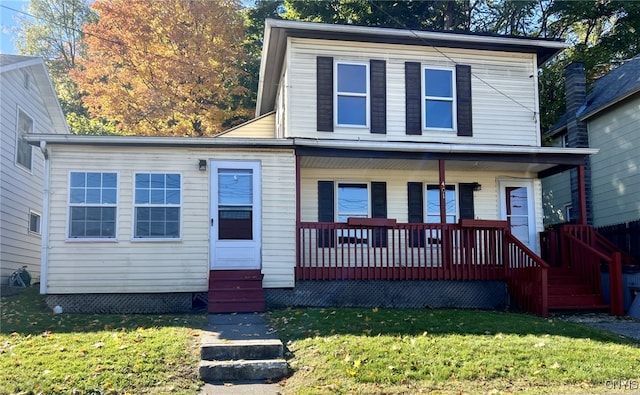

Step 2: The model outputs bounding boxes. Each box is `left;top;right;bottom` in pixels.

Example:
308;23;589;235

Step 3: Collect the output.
290;140;624;317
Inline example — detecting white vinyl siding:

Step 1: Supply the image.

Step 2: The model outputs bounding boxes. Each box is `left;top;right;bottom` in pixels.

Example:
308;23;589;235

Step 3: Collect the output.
588;98;640;227
218;113;276;138
0;65;67;284
285;37;539;145
43;146;296;293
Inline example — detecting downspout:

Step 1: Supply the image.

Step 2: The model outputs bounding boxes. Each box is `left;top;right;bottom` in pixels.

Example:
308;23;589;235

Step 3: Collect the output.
39;141;49;294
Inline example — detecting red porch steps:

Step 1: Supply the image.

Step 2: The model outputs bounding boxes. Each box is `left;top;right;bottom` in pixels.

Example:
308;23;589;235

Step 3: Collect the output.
208;270;266;313
547;267;608;311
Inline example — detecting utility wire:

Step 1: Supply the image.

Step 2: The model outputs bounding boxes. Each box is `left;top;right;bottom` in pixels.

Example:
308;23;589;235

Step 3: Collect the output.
367;0;538;116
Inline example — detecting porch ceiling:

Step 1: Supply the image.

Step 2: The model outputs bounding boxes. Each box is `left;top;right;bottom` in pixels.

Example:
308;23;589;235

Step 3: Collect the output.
300;156;555;173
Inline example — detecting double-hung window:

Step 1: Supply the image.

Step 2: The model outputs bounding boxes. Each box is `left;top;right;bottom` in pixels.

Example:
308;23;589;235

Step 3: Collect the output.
134;173;181;239
29;211;41;235
68;172;117;239
423;67;456;130
335;62;369;127
426;184;457;223
16;109;33;171
337;183;369;244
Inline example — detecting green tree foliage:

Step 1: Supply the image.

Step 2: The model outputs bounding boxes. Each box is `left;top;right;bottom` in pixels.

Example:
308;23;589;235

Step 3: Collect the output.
15;0;116;135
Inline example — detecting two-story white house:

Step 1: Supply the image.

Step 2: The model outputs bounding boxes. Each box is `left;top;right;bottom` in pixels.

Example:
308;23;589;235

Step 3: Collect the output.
1;55;70;286
29;20;609;316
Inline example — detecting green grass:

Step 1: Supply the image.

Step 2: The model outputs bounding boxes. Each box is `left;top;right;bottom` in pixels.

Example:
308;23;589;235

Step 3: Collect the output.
3;288;640;395
0;287;207;395
267;308;640;395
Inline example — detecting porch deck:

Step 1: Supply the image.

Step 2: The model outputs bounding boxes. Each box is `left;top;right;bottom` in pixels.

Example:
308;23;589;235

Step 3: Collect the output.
297;219;549;316
295;220;628;317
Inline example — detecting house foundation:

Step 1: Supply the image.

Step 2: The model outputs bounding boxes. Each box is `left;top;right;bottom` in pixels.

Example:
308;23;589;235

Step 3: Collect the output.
265;280;508;310
45;293;193;314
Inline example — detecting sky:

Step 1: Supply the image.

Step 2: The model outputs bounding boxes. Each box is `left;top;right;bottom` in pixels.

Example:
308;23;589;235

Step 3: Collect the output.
1;1;30;54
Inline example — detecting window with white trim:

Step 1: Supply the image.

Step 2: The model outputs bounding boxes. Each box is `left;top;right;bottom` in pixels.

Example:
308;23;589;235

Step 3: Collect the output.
426;184;457;223
335;62;369;127
423;67;456;130
337;183;369;244
68;172;117;239
16;109;33;171
134;173;181;239
29;211;41;235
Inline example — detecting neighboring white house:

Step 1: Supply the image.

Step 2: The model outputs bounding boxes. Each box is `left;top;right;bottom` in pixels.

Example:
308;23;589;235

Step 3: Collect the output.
0;55;70;286
543;56;640;228
28;20;597;315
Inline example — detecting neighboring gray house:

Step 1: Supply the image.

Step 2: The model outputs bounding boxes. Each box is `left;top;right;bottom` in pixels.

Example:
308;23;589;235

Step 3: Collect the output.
543;56;640;228
0;55;69;285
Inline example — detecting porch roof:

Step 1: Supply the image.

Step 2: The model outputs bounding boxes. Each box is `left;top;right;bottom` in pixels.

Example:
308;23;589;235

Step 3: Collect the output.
293;138;597;178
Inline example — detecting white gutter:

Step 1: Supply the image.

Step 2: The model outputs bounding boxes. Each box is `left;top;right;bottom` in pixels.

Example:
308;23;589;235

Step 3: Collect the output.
293;138;599;156
39;141;49;295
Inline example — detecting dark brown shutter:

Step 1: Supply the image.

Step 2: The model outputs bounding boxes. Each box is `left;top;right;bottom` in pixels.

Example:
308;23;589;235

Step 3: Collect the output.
370;60;387;134
456;64;472;137
458;183;476;220
405;62;422;135
371;182;387;247
407;182;424;247
317;57;334;132
317;181;335;247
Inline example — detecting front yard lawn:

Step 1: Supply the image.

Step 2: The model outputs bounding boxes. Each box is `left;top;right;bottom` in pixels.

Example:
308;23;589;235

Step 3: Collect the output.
0;287;207;394
2;287;639;394
267;308;640;394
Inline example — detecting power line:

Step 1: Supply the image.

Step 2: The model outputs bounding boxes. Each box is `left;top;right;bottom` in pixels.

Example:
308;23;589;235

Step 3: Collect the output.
367;0;538;115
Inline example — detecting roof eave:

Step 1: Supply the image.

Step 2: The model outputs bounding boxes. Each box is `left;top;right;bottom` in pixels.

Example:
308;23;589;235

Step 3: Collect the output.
256;19;568;116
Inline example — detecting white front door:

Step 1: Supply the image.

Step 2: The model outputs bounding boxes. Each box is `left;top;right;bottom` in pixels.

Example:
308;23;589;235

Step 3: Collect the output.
499;179;537;252
210;161;261;270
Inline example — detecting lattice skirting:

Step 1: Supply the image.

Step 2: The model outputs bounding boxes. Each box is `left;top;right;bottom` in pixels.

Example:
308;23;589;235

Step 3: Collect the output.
265;280;508;310
45;293;193;314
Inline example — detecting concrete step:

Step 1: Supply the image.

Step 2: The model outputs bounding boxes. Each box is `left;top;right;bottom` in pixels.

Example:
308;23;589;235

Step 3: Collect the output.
201;339;283;361
199;359;288;382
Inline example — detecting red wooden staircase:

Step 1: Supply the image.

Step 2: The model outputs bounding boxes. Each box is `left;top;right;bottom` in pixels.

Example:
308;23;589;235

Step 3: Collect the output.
208;270;266;313
547;267;608;311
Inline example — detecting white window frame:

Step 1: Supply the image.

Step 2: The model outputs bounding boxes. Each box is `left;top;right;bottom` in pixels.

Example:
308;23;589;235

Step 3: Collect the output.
15;107;34;172
425;184;458;224
336;182;370;244
67;171;118;241
422;66;457;132
334;61;370;128
29;210;41;235
133;172;182;241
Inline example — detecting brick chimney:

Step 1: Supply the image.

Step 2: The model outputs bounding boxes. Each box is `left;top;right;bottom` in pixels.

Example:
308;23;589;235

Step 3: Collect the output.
564;62;592;224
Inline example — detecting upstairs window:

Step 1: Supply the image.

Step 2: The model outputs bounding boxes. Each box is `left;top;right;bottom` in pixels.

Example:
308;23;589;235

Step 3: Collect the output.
68;172;117;239
16;109;33;171
335;62;369;127
423;67;455;130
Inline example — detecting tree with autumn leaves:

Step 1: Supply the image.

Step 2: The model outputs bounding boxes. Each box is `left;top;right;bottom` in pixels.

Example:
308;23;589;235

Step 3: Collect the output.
72;0;250;136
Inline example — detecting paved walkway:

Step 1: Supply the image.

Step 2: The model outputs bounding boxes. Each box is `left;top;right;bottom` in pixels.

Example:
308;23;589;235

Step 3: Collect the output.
197;313;286;395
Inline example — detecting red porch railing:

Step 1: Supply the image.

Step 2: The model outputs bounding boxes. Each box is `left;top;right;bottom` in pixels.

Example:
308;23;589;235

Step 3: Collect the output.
297;219;550;316
504;233;549;317
561;225;625;316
